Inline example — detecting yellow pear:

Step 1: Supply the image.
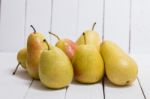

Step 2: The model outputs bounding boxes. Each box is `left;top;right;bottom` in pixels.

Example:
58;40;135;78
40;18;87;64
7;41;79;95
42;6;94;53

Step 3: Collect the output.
73;33;104;83
13;48;27;75
49;32;77;61
100;40;138;85
39;40;73;89
76;22;102;51
26;25;47;79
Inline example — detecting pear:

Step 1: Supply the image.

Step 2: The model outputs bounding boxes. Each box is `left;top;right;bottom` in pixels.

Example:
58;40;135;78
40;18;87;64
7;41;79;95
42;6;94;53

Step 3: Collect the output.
100;41;138;86
13;48;27;75
76;22;102;51
26;25;47;79
73;33;104;83
49;32;77;61
39;39;73;89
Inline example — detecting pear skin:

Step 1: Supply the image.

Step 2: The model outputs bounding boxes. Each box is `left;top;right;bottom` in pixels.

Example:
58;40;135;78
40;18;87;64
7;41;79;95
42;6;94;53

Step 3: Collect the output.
49;32;77;61
72;45;104;83
76;23;102;51
100;41;138;85
17;48;27;69
13;48;27;75
56;39;77;61
27;25;47;79
39;45;73;89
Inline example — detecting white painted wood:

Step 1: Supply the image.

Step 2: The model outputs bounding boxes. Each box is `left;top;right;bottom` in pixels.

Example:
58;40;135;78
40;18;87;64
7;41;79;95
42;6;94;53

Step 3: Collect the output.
104;0;130;52
25;0;52;43
66;81;104;99
0;53;32;99
51;0;78;45
77;0;103;40
131;0;150;54
25;80;66;99
104;78;144;99
0;0;25;52
132;54;150;99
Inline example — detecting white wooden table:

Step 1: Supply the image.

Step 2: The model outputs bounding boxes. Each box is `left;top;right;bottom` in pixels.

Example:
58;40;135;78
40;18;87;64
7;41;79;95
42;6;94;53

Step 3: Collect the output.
0;53;149;99
0;0;150;98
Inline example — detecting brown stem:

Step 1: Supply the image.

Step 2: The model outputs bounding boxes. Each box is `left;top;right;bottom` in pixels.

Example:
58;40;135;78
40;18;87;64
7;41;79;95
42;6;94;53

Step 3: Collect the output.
83;32;86;44
12;63;20;75
49;32;61;40
30;25;36;33
43;39;50;50
92;22;96;30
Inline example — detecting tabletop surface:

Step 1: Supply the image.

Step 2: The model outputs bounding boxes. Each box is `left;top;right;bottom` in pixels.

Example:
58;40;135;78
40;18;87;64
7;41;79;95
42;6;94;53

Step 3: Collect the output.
0;53;149;99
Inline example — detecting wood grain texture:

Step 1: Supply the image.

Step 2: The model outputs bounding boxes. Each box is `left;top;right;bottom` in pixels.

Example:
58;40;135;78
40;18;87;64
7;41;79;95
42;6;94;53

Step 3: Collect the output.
0;0;25;52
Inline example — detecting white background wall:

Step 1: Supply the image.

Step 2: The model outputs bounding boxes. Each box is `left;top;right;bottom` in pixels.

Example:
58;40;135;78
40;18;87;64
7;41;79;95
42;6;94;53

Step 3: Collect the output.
0;0;150;54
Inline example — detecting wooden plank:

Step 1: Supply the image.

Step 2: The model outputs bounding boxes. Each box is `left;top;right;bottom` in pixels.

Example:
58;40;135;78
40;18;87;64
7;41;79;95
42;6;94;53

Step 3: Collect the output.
25;0;52;43
104;0;130;52
51;0;78;45
131;0;150;54
104;78;144;99
24;1;66;99
77;0;104;40
132;54;150;99
25;80;66;99
0;0;25;52
0;53;32;99
66;81;104;99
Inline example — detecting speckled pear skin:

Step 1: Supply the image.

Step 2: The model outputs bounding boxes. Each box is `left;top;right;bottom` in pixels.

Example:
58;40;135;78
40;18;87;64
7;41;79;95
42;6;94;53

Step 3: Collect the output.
56;39;77;61
39;47;73;89
27;32;47;79
72;45;104;83
100;40;138;86
17;48;27;69
76;30;102;51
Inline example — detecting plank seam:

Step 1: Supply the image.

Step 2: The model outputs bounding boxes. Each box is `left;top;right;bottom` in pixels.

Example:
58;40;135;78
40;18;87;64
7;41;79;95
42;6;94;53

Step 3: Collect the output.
137;77;147;99
102;0;105;41
23;79;34;99
49;0;53;42
102;0;106;99
129;0;132;53
24;0;27;45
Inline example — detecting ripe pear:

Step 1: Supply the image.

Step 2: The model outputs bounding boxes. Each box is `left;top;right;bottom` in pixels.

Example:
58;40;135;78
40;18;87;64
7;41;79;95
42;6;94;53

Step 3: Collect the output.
13;48;27;75
100;41;138;86
26;25;47;79
49;32;77;61
72;33;104;83
39;40;73;89
76;22;102;51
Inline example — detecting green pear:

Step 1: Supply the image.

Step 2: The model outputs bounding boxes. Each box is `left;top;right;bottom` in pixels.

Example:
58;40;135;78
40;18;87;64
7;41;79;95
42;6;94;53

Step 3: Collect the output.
13;48;27;75
100;41;138;86
39;40;73;89
49;32;77;61
76;22;102;51
26;25;48;79
73;33;104;84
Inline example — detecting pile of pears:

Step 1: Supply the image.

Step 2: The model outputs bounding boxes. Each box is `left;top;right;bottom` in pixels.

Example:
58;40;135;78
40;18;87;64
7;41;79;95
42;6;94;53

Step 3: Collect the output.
13;23;138;89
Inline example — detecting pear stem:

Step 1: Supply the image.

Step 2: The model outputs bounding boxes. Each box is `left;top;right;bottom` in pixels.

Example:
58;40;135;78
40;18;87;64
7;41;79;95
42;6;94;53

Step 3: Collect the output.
49;32;61;40
43;39;50;50
30;25;36;33
12;63;20;75
92;22;96;30
83;32;86;44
